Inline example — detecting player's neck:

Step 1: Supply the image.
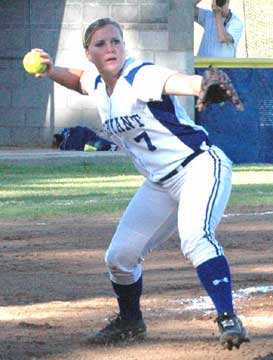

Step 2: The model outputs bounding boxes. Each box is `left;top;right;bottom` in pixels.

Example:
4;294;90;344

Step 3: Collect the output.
106;85;114;96
103;69;123;96
104;79;117;96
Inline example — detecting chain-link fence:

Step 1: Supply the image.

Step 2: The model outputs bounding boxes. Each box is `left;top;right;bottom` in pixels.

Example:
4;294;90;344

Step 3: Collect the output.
243;0;273;58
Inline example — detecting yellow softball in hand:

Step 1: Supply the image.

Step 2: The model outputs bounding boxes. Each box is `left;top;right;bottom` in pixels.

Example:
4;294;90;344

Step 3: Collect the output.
23;51;47;74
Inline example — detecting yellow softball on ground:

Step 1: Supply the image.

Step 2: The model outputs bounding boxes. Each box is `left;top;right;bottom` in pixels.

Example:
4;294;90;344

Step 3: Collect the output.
23;51;47;74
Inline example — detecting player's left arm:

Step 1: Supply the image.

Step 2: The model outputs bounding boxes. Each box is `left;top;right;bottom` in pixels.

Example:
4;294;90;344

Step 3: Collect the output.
163;73;202;97
163;68;243;112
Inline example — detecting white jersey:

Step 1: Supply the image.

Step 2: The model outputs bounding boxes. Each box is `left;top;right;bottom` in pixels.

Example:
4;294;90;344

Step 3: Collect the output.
81;58;210;182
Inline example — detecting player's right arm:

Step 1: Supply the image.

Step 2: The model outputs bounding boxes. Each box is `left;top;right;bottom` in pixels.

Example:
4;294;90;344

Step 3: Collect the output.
34;49;86;95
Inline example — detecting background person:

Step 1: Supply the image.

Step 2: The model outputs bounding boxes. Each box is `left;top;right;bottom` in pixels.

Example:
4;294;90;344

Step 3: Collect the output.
194;0;243;57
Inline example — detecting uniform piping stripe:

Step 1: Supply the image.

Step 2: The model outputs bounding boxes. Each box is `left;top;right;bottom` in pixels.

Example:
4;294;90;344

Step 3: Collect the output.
147;95;209;151
124;62;153;85
203;149;223;256
94;75;102;90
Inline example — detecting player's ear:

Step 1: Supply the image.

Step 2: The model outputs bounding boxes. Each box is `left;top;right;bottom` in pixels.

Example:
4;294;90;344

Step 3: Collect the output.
85;49;93;63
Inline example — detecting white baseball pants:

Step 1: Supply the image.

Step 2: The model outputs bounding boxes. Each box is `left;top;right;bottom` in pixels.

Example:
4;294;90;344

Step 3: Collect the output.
105;146;232;285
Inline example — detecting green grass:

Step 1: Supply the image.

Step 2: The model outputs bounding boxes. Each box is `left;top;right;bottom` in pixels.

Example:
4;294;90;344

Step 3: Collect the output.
0;162;272;219
0;161;142;218
229;164;273;207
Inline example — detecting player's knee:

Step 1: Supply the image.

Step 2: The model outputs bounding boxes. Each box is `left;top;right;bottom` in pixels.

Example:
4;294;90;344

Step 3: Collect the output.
179;230;203;255
105;246;133;273
180;234;223;268
105;246;142;284
105;247;121;270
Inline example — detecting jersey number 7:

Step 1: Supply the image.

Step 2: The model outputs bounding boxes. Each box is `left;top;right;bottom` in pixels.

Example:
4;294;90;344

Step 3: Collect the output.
134;131;157;152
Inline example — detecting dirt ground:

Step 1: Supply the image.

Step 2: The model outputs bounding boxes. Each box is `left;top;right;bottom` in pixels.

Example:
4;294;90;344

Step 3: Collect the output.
0;207;273;360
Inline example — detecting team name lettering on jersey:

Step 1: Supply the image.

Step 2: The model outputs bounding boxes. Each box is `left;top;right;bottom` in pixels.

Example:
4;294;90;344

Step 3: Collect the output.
104;114;144;135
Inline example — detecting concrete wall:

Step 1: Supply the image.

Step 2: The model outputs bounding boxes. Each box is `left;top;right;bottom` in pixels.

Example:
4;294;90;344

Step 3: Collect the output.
0;0;194;148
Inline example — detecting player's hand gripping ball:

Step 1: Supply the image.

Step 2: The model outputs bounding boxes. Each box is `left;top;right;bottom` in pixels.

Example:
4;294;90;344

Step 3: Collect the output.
23;51;47;74
196;65;244;112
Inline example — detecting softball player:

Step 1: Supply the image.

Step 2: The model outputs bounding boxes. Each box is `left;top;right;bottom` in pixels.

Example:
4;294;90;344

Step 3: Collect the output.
35;17;249;350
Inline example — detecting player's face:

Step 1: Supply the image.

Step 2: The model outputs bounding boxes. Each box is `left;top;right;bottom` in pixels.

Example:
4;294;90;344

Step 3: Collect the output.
85;24;126;79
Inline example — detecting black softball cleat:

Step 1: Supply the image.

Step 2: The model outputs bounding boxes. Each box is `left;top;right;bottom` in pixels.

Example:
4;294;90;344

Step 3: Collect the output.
216;312;250;350
85;314;147;345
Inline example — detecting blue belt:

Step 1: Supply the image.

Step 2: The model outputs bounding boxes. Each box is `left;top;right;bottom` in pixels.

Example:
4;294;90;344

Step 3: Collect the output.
159;149;205;182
